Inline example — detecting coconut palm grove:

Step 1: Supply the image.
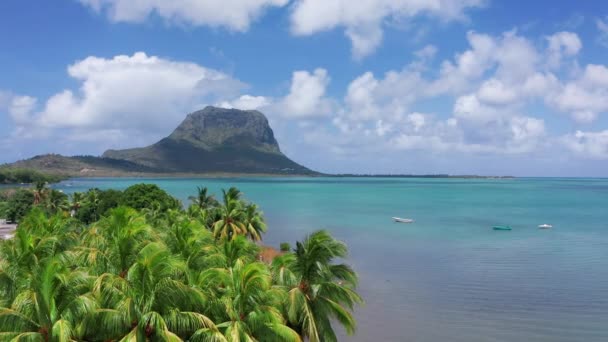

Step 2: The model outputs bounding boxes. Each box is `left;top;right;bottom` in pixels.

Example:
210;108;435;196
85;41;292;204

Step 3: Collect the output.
0;183;362;341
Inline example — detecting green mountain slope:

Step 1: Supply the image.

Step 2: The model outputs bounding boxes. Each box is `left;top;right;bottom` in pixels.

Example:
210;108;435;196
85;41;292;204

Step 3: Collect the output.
5;107;315;176
101;106;313;174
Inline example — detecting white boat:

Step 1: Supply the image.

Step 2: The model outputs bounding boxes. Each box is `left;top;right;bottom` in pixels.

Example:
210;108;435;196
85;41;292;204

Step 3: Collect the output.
392;217;414;223
538;224;553;229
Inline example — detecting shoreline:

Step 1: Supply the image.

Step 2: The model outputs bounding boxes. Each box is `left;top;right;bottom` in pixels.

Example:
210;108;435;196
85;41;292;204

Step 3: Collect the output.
53;173;515;180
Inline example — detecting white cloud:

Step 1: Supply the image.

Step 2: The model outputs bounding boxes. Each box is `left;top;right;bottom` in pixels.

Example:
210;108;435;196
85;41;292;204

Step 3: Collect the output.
562;130;608;159
414;45;438;60
453;93;502;124
217;95;271;110
477;78;518;105
5;52;246;151
279;68;333;118
289;0;483;59
9;96;37;124
79;0;288;31
407;112;426;132
546;31;582;68
546;64;608;123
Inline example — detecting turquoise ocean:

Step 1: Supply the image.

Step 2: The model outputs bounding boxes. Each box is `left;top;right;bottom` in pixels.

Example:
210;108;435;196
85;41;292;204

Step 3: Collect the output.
54;177;608;341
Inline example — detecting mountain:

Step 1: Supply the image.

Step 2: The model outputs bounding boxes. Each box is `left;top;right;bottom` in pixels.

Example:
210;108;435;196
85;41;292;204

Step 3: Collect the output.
6;107;315;176
102;106;313;174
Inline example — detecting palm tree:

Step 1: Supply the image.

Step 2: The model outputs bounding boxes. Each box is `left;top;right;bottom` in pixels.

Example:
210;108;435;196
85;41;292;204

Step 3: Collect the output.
0;210;74;307
32;181;48;205
85;189;100;222
196;259;301;342
189;186;218;210
272;230;362;342
0;256;96;341
202;235;260;270
70;192;84;217
88;242;218;340
78;206;153;276
222;187;242;204
213;198;246;241
162;215;216;274
242;203;267;241
44;189;69;215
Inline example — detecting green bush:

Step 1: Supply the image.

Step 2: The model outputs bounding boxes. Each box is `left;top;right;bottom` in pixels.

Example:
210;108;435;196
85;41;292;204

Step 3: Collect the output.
121;183;180;212
0;168;64;184
5;189;35;222
280;242;291;252
76;188;125;224
0;201;8;219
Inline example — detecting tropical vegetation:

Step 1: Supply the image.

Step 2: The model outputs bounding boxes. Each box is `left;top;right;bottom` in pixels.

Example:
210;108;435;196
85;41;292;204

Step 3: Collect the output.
0;167;65;184
0;184;362;341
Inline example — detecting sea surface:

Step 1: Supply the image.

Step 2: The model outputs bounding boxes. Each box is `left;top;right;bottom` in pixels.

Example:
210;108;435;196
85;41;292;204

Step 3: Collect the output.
54;177;608;342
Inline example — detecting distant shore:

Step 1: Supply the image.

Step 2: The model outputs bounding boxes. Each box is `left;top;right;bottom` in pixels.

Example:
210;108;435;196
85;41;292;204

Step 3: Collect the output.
51;172;514;180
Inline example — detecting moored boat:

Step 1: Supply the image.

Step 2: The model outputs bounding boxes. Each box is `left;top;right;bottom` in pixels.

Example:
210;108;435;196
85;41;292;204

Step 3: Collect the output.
392;217;414;223
538;224;552;229
493;225;512;231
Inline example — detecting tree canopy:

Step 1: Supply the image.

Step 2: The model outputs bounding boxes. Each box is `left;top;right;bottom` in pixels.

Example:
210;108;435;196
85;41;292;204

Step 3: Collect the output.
0;184;362;341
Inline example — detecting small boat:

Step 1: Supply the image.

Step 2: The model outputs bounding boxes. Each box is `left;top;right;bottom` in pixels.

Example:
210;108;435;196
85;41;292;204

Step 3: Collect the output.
392;217;414;223
538;224;552;229
493;225;512;231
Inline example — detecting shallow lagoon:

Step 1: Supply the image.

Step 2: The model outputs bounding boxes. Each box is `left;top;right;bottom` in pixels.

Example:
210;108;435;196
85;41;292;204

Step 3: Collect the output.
55;177;608;341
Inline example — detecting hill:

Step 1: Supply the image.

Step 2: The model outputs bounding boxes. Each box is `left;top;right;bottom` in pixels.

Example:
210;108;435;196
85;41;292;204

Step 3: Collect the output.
102;106;313;174
5;107;315;176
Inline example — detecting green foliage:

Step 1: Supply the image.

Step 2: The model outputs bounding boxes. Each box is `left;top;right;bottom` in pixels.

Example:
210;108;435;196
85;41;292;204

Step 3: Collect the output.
122;183;181;212
280;242;291;252
0;168;64;184
75;188;125;224
0;186;361;341
0;201;8;219
4;189;34;222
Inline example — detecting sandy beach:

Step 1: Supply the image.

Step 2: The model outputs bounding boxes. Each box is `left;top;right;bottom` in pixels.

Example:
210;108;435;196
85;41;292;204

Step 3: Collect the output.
0;221;16;239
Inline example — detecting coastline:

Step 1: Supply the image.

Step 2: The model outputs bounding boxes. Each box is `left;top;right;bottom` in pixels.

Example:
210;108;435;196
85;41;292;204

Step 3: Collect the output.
52;172;514;180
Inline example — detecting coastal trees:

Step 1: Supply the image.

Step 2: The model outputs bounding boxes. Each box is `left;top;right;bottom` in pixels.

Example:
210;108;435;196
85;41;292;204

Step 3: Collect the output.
70;191;84;217
197;259;301;342
4;189;34;223
0;257;95;341
122;183;181;213
0;185;362;341
79;206;153;276
88;242;217;340
213;197;247;241
272;230;362;342
242;203;267;241
0;168;64;185
189;186;218;210
32;181;48;205
43;189;69;215
212;187;269;242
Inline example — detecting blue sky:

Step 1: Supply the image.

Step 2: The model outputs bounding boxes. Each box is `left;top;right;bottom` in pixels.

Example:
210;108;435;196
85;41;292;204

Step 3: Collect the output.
1;0;608;176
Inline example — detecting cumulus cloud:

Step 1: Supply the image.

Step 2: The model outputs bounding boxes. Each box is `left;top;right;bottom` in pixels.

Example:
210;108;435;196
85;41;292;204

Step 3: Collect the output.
289;0;484;59
217;95;271;110
79;0;288;31
5;52;246;151
9;96;37;124
546;31;582;68
278;68;333;118
545;64;608;123
562;130;608;159
307;29;608;161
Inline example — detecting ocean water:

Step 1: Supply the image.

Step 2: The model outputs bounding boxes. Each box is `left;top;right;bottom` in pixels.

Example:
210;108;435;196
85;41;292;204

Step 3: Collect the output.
54;177;608;341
